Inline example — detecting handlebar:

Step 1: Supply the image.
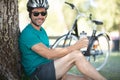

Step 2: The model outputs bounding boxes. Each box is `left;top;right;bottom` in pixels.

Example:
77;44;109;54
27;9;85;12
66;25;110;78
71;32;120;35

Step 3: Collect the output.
65;2;75;9
65;2;103;25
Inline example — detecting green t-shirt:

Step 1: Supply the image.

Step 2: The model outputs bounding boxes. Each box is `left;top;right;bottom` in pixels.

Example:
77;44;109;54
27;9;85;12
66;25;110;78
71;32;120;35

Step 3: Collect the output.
19;24;51;76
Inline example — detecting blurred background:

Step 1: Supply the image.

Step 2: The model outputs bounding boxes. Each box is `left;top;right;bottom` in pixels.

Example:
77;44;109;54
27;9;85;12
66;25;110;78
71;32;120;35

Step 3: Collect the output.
19;0;120;79
18;0;120;52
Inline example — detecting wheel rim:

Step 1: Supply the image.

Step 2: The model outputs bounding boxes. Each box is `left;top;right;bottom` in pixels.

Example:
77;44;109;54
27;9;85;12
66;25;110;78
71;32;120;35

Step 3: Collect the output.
52;34;78;48
88;35;110;71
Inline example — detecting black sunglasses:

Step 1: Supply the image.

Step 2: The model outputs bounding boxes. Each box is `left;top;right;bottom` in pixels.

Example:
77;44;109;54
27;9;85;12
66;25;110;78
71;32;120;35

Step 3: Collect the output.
32;11;47;17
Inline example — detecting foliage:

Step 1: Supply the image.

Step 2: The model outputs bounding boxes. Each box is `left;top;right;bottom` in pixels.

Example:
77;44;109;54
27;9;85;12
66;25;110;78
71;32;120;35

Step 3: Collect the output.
63;0;120;32
18;0;120;35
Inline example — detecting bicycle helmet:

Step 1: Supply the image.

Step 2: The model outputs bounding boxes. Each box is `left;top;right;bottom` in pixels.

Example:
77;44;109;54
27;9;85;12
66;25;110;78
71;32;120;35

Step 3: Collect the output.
27;0;49;12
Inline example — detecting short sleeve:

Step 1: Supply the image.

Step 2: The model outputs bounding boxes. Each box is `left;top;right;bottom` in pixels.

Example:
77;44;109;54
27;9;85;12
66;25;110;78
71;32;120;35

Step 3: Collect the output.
19;29;42;49
23;34;41;49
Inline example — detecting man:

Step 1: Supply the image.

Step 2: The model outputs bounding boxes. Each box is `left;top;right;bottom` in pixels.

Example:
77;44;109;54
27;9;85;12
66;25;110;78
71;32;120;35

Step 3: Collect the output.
19;0;107;80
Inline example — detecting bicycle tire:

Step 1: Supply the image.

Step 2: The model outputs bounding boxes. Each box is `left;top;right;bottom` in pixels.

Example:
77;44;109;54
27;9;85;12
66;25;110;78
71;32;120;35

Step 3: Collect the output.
51;33;110;71
51;34;78;49
87;33;110;71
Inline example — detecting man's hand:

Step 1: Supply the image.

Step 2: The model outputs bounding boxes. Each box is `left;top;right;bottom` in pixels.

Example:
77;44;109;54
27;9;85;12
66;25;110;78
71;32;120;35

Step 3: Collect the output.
74;37;89;50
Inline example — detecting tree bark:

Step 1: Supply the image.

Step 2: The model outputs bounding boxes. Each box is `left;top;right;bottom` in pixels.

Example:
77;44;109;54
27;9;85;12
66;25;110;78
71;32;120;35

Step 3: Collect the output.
0;0;21;80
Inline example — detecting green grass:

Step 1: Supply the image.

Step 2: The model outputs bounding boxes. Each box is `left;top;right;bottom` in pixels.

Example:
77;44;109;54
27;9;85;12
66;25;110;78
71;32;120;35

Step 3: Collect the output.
22;52;120;80
100;52;120;80
69;51;120;80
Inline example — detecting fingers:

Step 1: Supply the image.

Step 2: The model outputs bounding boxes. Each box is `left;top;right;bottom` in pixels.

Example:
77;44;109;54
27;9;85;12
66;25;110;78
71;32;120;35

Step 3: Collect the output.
77;38;89;48
74;37;89;50
79;38;89;44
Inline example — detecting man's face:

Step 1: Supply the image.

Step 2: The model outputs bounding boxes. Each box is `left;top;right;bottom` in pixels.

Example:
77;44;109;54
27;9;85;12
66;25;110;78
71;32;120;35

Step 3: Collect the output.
31;8;47;27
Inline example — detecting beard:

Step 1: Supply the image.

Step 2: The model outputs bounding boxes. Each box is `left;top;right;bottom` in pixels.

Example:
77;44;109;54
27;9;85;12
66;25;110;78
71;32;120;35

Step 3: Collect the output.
31;18;45;27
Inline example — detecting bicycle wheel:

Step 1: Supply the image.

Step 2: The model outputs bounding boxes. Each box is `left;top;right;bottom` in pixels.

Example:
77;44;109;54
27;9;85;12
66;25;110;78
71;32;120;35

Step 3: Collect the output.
51;34;78;49
88;34;110;71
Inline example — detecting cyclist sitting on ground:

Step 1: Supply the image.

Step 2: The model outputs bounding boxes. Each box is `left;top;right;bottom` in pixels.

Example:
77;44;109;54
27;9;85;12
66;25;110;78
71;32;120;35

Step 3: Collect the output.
19;0;107;80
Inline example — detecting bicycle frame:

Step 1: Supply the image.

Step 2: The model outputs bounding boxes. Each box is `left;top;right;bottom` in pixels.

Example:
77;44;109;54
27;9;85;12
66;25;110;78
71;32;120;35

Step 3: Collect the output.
63;2;86;47
65;2;87;38
52;2;111;71
64;2;110;56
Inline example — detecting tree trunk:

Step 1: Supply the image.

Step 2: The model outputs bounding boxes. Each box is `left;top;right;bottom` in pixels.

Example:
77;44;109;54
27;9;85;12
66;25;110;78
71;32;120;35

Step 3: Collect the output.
0;0;21;80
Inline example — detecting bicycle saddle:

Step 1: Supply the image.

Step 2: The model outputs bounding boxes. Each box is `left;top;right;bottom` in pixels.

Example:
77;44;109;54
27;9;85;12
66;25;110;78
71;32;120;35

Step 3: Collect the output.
92;20;103;25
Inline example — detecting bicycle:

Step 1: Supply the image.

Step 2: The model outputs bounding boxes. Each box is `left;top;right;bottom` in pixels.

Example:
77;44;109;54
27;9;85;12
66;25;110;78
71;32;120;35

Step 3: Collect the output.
51;2;110;71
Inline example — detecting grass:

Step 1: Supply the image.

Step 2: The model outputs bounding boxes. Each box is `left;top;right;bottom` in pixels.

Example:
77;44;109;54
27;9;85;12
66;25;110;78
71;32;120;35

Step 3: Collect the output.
69;51;120;80
100;52;120;80
21;52;120;80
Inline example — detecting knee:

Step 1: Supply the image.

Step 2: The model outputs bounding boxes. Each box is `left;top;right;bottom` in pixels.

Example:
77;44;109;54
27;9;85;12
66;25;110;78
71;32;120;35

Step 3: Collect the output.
69;50;84;59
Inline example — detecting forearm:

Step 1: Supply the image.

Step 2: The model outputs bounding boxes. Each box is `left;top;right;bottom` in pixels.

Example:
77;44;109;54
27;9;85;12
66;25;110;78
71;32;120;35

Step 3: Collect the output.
32;42;81;59
50;45;77;59
32;43;75;59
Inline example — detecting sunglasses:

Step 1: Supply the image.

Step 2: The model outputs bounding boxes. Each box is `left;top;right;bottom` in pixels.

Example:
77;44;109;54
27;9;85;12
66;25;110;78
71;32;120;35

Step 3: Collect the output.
32;11;47;17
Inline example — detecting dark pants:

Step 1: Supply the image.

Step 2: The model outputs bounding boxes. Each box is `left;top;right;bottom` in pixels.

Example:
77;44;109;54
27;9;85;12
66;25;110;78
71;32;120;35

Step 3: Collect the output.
30;61;56;80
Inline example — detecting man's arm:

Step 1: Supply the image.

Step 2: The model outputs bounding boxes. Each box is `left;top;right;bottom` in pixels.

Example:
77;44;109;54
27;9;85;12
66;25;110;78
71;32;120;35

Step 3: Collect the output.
31;38;88;59
31;43;74;59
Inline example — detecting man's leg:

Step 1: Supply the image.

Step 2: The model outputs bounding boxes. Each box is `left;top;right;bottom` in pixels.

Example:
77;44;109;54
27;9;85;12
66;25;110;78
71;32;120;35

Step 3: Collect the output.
54;50;106;80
